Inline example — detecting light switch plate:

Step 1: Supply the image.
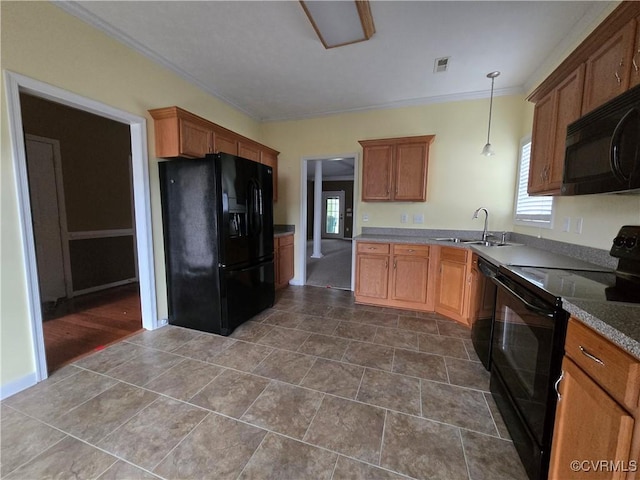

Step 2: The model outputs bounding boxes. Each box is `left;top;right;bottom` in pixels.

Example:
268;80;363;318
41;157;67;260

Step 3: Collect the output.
413;213;424;224
562;217;571;232
401;213;408;224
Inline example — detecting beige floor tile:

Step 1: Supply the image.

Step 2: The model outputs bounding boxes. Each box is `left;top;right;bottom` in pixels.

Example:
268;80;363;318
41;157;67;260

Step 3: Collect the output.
125;325;203;352
171;333;236;363
73;341;146;374
143;358;223;401
210;341;273;371
153;413;266;480
190;369;269;418
356;369;421;415
392;348;449;382
252;349;315;384
304;395;385;464
0;406;67;477
104;349;183;386
461;430;528;480
420;380;498;435
98;460;162;479
300;358;364;399
297;333;350;360
239;433;337;480
418;332;470;359
256;326;311;350
4;436;116;480
380;411;468;480
332;456;408;480
445;357;491;391
52;382;158;443
373;327;419;350
241;381;323;438
342;341;394;371
97;396;208;470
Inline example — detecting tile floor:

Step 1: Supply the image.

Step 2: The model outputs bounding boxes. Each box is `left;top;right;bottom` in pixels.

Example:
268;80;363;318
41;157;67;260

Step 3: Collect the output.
1;286;528;480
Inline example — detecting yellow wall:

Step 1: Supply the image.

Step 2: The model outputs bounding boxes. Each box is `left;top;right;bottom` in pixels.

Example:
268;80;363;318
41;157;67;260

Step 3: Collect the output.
1;1;262;389
2;1;639;394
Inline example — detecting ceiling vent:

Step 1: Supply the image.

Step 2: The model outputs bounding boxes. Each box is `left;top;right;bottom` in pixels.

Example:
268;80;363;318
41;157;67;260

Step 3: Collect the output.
433;57;450;73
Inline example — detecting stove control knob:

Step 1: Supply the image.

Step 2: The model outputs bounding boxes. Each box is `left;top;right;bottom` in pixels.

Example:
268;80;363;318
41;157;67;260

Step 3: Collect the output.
625;236;637;249
613;236;626;247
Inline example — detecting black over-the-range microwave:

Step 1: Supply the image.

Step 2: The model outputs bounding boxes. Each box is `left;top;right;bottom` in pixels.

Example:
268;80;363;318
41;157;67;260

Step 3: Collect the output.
562;84;640;195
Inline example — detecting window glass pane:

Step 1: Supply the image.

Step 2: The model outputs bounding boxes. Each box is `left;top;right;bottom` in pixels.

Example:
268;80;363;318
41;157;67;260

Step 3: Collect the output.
325;197;340;234
514;137;553;227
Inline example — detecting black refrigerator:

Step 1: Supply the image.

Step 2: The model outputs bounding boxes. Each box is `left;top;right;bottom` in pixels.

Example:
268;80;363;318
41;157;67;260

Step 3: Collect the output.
159;153;275;335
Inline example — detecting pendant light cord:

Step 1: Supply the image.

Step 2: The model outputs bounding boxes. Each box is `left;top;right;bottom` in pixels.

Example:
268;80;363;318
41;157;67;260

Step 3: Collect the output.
486;76;495;145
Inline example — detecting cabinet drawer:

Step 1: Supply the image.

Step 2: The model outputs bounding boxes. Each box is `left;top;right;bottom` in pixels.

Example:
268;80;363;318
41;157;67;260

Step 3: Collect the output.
440;247;467;263
357;242;390;255
277;234;294;247
565;318;640;410
393;244;429;257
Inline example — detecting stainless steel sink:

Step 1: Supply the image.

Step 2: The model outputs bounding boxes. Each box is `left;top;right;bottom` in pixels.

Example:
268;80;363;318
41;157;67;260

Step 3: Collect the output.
431;237;474;243
431;238;512;247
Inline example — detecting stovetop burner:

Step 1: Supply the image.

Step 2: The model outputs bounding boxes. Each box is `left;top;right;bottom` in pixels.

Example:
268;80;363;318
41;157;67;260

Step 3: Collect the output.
504;226;640;305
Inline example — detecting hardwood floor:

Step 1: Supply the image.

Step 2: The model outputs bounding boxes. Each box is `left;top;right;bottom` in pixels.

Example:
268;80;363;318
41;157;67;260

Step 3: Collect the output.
42;283;142;374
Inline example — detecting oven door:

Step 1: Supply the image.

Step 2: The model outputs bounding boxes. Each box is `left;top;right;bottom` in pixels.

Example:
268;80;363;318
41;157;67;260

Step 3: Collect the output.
490;273;567;480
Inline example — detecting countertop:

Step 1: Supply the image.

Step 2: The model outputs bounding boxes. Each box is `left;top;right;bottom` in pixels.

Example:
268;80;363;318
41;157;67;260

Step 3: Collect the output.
355;233;640;360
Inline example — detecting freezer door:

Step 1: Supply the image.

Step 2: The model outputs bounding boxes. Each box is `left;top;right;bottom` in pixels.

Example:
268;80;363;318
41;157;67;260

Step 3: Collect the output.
218;153;274;267
220;259;275;335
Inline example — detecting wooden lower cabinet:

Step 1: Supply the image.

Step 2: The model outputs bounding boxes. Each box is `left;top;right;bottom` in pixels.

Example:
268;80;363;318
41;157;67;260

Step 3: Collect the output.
434;247;470;325
355;242;434;311
549;318;640;480
275;234;294;289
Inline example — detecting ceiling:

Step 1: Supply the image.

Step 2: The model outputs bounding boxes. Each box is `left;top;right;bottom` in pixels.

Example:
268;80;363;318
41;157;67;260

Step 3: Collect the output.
57;1;610;123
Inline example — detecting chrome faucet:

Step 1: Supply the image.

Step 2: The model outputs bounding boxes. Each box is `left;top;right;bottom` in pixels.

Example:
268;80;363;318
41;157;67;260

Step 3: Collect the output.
472;207;490;242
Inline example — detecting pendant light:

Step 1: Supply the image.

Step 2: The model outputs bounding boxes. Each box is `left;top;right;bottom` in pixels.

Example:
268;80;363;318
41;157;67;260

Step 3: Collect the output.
481;71;500;157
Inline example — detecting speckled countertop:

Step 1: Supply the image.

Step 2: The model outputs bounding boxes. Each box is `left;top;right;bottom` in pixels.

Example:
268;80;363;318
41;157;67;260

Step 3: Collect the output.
355;231;640;360
274;224;295;237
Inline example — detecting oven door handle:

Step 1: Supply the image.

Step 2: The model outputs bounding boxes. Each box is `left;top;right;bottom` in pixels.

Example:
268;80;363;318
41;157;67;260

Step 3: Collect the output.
493;277;556;318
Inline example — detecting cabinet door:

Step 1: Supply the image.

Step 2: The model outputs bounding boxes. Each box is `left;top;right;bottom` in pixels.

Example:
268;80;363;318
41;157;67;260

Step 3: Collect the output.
394;142;428;201
582;20;636;115
274;237;280;287
549;358;635;480
355;254;389;299
179;119;212;158
214;130;239;156
529;92;556;194
391;255;429;304
238;141;261;162
261;150;278;202
435;248;468;322
362;145;393;201
631;16;640;89
278;242;294;287
548;65;585;192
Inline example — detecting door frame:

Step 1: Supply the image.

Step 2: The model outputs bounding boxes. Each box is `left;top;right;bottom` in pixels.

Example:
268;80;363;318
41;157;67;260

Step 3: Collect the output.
4;71;158;382
321;190;345;239
24;134;74;300
298;154;358;290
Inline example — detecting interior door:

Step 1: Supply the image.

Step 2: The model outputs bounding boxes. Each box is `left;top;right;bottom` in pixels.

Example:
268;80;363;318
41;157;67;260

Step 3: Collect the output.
321;191;344;239
25;136;70;303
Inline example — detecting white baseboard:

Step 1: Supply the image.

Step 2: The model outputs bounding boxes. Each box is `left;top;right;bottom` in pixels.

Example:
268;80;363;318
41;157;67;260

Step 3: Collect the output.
1;372;37;400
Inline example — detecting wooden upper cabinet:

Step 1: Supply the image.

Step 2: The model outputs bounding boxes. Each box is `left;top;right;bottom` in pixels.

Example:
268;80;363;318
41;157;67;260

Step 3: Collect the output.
359;135;435;202
238;141;260;163
149;106;280;201
529;65;585;195
631;15;640;89
213;130;238;156
582;19;636;115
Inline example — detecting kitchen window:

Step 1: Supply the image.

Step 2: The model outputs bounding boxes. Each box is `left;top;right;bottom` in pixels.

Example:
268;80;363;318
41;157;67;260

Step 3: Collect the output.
514;136;554;227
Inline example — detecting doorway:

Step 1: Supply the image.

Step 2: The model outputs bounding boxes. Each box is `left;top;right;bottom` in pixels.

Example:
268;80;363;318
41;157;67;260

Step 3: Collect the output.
304;157;356;290
21;94;142;374
5;71;157;384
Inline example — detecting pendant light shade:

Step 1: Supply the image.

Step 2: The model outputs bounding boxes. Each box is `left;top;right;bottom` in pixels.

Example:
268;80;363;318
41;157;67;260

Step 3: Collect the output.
482;71;500;157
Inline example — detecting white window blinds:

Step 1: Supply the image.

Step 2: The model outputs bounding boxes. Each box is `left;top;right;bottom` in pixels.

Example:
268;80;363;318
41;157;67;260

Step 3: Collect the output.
514;137;553;227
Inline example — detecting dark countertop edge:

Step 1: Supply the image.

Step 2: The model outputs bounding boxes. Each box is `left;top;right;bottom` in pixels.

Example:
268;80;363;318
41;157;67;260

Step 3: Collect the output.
274;224;295;237
563;300;640;360
354;233;640;360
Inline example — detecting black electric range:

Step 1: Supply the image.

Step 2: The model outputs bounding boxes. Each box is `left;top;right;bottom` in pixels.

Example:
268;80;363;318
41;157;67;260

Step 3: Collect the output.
503;225;640;305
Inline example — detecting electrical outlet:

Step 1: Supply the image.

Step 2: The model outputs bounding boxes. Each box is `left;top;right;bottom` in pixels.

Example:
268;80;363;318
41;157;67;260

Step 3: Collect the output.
362;213;369;222
574;217;583;234
159;318;168;327
413;213;424;224
562;217;571;232
401;213;408;224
